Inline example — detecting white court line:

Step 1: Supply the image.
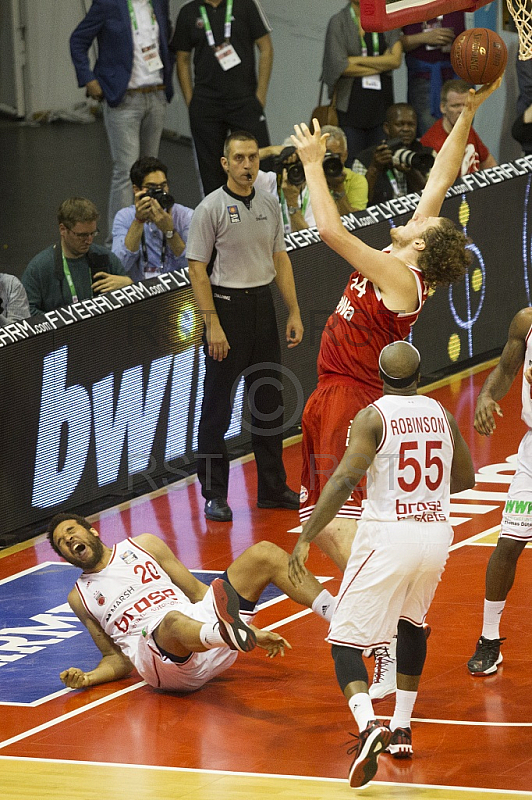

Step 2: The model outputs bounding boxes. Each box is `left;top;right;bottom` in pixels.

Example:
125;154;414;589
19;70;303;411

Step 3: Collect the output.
0;687;72;708
0;681;146;750
449;525;501;551
0;560;68;585
377;716;532;728
0;756;531;796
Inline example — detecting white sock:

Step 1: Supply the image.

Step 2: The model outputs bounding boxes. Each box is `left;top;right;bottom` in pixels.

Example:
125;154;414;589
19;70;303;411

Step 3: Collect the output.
199;622;227;649
311;589;336;622
390;689;417;731
348;692;375;732
482;599;506;640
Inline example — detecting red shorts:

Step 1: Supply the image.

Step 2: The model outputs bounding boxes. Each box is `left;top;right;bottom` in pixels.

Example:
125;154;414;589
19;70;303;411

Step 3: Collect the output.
300;377;377;523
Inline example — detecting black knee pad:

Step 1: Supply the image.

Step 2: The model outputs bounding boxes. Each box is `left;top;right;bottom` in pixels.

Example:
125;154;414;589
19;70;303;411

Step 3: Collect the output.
331;644;367;691
397;619;426;676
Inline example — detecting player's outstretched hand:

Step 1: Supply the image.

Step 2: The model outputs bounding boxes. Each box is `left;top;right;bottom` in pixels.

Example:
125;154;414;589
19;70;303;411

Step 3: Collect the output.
474;395;503;436
291;120;329;166
288;539;310;587
467;75;503;114
60;667;91;689
254;628;292;658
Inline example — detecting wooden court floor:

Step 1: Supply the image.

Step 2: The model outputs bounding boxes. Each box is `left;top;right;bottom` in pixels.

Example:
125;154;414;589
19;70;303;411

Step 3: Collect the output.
1;362;532;800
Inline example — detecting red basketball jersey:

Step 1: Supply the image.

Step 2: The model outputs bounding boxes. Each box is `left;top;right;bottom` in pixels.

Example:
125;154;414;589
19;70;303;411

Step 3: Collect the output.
317;258;429;395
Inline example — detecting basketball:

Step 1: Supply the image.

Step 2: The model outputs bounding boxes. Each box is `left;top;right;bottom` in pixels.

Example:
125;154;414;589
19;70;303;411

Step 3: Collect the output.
450;28;507;85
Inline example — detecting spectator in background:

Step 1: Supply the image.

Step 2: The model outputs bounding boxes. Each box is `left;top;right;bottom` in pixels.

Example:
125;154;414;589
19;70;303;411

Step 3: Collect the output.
172;0;273;197
112;157;193;281
322;0;403;166
421;79;497;179
70;0;175;243
257;126;368;233
401;12;465;136
22;198;131;316
0;272;30;326
512;56;532;155
353;103;434;206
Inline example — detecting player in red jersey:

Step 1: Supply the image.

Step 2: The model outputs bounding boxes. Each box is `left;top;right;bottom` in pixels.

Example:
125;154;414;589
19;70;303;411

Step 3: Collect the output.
291;79;500;572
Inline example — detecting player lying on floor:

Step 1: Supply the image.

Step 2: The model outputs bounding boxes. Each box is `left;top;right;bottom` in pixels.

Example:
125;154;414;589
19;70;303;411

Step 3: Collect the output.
47;513;336;692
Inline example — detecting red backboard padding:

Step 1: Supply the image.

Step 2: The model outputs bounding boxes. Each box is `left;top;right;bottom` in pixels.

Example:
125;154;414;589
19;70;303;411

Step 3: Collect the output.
360;0;494;32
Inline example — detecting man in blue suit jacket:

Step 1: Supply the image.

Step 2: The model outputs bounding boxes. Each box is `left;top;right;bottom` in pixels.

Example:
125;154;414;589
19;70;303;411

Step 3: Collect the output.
70;0;174;243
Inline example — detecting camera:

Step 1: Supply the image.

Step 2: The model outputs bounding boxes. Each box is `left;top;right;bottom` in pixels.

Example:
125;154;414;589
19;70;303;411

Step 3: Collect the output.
386;137;434;173
144;187;175;211
322;151;344;181
272;146;306;186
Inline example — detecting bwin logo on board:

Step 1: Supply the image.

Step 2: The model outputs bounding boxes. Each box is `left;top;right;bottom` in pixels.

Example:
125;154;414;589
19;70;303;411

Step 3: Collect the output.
31;345;245;509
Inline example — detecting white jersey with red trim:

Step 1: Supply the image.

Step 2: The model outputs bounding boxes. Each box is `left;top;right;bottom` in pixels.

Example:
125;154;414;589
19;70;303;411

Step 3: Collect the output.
362;394;455;523
75;539;190;662
522;324;532;429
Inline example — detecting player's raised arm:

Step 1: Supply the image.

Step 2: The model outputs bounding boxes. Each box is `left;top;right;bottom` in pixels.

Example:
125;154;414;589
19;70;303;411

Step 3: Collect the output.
417;78;502;219
291;121;415;296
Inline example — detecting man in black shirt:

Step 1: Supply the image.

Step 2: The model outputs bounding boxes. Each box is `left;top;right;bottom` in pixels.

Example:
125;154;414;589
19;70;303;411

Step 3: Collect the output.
172;0;273;195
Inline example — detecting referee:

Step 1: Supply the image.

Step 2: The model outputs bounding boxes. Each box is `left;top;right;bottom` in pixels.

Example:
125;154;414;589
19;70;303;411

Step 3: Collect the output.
187;131;304;522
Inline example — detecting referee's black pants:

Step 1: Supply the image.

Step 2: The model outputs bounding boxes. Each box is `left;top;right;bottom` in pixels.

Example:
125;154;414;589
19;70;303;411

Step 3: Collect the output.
197;285;288;503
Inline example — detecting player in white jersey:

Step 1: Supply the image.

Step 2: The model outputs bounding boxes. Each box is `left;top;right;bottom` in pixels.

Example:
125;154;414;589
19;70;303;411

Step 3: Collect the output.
468;306;532;676
288;341;474;788
47;514;336;693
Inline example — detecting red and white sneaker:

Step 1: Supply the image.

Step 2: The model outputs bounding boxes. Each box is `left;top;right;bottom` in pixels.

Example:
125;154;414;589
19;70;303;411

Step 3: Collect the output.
386;726;413;759
347;721;392;788
211;578;256;652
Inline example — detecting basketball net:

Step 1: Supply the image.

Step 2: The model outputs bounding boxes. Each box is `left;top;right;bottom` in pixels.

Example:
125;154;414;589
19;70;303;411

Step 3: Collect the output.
507;0;532;59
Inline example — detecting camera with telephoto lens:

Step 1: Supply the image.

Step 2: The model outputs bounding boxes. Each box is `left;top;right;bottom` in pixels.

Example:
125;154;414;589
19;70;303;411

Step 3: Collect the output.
144;187;175;211
322;151;344;181
272;146;306;186
386;137;434;173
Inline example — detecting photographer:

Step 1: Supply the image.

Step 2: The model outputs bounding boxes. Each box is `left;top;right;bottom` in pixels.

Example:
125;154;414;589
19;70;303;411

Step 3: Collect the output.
112;157;193;281
0;271;30;326
353;103;434;206
22;198;131;316
258;126;368;233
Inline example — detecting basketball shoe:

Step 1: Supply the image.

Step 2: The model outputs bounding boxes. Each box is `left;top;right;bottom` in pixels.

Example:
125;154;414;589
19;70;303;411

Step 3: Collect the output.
347;721;392;788
467;635;505;675
211;578;256;652
386;726;413;759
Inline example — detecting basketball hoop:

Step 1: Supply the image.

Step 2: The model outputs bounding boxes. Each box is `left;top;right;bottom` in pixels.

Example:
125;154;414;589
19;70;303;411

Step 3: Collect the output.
506;0;532;60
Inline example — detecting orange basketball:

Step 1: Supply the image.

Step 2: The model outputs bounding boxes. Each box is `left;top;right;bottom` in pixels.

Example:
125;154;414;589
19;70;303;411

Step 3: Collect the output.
451;28;507;85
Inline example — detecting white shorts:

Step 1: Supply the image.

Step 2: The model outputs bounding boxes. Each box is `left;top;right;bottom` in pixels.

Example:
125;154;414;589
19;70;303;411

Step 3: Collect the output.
327;519;453;650
500;430;532;541
131;585;255;692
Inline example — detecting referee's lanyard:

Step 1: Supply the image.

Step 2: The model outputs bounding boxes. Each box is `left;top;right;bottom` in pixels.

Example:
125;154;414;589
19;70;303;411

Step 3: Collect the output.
200;0;233;45
61;251;86;303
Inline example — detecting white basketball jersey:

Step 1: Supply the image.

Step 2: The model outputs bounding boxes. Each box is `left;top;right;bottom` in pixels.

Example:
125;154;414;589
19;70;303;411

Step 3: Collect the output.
362;394;455;523
75;539;189;661
522;325;532;429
